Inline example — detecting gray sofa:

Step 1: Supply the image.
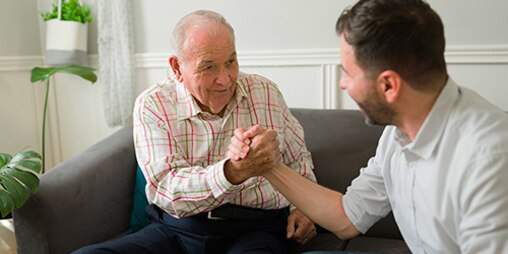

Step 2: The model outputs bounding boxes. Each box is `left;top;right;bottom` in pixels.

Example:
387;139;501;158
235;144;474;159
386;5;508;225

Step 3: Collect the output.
14;109;410;254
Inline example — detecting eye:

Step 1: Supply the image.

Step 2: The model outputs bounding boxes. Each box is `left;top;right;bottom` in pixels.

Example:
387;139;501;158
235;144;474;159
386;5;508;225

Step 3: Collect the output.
226;58;236;68
200;65;214;72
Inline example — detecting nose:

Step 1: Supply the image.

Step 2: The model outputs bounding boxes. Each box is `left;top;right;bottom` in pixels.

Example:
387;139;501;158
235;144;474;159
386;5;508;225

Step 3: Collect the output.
216;67;230;85
339;77;347;90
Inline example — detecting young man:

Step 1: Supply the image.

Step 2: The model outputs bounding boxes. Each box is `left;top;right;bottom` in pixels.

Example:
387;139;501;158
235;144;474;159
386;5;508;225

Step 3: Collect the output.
74;10;317;254
228;0;508;253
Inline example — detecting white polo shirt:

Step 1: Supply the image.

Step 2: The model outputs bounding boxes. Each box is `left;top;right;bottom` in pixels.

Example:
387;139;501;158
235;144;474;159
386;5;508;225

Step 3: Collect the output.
343;78;508;253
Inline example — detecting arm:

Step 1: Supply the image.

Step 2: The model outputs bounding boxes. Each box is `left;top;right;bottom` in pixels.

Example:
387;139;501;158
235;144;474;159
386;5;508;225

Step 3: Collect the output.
134;89;285;218
133;94;243;218
263;162;360;240
459;152;508;253
228;121;393;240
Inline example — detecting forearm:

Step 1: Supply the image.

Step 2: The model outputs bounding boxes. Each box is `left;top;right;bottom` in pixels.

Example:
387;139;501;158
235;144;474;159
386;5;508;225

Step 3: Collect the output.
142;159;243;218
263;162;360;239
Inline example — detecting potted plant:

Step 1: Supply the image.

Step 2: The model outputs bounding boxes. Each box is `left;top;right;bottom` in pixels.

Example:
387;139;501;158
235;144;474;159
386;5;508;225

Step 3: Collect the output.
0;150;41;252
31;65;98;173
0;65;97;220
41;0;94;66
0;150;41;219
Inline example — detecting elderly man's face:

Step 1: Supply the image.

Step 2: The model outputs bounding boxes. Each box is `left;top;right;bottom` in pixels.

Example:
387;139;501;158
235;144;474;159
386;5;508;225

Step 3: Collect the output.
178;22;239;116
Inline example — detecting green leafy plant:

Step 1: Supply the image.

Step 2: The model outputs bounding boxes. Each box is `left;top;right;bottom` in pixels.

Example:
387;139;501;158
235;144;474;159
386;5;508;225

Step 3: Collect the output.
41;0;93;23
0;150;42;218
31;65;97;173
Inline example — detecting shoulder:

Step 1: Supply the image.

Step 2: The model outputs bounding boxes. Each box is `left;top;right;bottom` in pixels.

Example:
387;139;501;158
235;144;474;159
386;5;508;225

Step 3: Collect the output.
237;72;282;93
135;78;178;109
449;86;508;154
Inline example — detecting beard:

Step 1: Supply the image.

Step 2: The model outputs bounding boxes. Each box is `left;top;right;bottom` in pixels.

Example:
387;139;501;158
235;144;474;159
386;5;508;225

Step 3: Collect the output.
357;89;395;126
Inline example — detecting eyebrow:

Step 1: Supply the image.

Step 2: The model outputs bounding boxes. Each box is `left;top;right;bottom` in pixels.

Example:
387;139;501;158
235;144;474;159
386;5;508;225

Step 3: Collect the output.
198;52;237;65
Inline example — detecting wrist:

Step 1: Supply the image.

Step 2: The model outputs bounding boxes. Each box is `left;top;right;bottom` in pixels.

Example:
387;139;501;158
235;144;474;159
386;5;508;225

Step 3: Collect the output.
224;159;245;185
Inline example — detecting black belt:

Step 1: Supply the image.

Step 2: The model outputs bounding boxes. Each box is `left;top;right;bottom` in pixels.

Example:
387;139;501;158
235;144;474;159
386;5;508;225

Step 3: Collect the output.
206;204;286;221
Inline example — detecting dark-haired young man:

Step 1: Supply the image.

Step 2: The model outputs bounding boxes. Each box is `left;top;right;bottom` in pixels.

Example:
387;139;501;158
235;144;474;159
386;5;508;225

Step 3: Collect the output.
228;0;508;253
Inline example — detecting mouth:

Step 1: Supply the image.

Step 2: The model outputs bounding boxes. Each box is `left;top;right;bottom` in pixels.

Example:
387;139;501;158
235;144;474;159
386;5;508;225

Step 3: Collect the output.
213;89;230;94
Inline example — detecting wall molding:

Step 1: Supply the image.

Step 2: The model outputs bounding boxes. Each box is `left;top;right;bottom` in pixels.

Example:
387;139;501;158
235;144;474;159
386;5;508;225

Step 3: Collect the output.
0;56;43;72
130;45;508;68
1;45;508;72
129;46;508;68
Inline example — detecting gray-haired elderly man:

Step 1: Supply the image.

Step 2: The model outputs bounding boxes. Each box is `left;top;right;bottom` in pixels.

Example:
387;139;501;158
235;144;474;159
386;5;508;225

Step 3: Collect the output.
73;10;318;254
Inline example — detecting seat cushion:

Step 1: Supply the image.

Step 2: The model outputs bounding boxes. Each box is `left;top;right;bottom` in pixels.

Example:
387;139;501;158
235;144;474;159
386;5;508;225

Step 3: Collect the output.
289;232;347;253
344;236;410;254
128;165;149;233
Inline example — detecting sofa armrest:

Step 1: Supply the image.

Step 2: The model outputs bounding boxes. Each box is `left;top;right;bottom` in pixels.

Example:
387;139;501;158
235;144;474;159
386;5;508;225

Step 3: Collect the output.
14;124;137;254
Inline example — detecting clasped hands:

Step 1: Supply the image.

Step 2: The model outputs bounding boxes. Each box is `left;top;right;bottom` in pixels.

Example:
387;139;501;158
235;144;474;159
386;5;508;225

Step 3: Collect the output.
224;125;281;184
224;125;317;245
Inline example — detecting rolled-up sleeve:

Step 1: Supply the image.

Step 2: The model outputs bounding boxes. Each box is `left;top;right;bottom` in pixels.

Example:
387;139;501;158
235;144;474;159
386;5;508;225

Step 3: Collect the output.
342;130;392;234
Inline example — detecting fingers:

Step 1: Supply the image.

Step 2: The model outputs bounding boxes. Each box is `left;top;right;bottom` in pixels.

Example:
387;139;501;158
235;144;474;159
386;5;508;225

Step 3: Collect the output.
229;126;278;161
244;124;265;138
229;136;250;160
251;129;278;149
286;212;298;239
296;219;317;245
286;210;317;245
229;127;252;160
233;128;250;145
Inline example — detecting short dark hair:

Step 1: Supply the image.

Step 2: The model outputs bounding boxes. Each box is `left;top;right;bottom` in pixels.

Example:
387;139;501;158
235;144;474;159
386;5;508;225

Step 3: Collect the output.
336;0;447;91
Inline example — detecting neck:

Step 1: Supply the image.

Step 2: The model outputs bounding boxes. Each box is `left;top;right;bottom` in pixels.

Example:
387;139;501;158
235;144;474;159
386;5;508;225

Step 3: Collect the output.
396;76;447;140
197;101;227;118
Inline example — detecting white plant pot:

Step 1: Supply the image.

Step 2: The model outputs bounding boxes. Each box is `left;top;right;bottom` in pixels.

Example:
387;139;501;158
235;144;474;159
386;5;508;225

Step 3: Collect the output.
0;218;16;254
45;19;88;66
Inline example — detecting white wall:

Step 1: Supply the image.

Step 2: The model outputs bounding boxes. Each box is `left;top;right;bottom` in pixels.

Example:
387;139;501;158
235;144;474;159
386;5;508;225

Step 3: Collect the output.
1;0;507;169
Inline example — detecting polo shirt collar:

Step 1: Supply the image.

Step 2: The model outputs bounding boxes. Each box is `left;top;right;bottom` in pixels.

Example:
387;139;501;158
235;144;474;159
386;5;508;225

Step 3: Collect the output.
396;77;459;159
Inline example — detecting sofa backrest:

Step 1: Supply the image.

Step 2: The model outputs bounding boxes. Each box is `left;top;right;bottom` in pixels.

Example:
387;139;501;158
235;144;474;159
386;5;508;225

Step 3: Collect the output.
290;108;403;239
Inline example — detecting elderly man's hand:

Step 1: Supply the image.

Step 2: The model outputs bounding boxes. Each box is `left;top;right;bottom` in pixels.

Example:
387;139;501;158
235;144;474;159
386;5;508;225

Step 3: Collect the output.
287;209;317;245
224;125;281;184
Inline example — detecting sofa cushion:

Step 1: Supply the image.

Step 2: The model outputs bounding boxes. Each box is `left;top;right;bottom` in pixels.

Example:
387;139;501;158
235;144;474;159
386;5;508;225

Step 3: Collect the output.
344;236;410;253
289;231;347;253
128;165;149;233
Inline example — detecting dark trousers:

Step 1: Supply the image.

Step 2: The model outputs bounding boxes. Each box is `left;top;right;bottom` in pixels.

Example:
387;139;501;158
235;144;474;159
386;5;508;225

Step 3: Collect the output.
72;205;289;254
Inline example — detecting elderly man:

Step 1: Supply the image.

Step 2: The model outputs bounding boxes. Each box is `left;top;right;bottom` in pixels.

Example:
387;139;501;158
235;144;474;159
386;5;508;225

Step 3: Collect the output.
229;0;508;253
73;10;317;254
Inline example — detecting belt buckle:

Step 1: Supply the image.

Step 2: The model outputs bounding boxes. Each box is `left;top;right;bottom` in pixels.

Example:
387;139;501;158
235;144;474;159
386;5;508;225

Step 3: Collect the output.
207;210;226;220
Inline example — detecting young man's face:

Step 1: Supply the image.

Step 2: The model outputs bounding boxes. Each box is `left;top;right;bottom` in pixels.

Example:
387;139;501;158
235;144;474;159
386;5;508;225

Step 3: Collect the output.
339;33;394;126
178;22;239;116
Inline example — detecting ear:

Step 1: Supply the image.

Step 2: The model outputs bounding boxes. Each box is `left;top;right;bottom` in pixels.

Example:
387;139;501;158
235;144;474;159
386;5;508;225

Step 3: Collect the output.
377;70;401;104
169;55;184;82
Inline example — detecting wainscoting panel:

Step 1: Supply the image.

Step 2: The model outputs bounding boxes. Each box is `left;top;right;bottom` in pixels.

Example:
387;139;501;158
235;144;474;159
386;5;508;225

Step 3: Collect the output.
240;65;324;109
0;70;40;156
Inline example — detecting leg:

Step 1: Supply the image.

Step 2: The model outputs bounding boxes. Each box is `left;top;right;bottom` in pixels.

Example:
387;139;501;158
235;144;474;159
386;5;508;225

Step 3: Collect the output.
226;231;288;254
71;222;184;254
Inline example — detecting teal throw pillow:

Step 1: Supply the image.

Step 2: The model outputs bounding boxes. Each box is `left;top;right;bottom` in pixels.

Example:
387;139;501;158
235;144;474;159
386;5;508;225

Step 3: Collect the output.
128;165;149;233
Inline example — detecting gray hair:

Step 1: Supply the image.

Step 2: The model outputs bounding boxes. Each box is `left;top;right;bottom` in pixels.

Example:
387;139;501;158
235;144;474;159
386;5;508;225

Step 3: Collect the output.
171;10;236;59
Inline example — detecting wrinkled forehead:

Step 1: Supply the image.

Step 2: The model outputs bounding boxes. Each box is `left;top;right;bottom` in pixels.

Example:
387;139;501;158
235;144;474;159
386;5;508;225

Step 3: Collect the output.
181;22;235;59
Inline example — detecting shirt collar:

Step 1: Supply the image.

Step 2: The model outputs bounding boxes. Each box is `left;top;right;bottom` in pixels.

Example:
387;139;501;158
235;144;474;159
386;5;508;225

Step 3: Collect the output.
175;74;248;121
397;77;459;159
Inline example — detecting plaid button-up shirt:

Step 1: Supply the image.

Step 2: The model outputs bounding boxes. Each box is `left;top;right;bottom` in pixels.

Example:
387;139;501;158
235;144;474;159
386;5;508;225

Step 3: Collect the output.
133;72;316;218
